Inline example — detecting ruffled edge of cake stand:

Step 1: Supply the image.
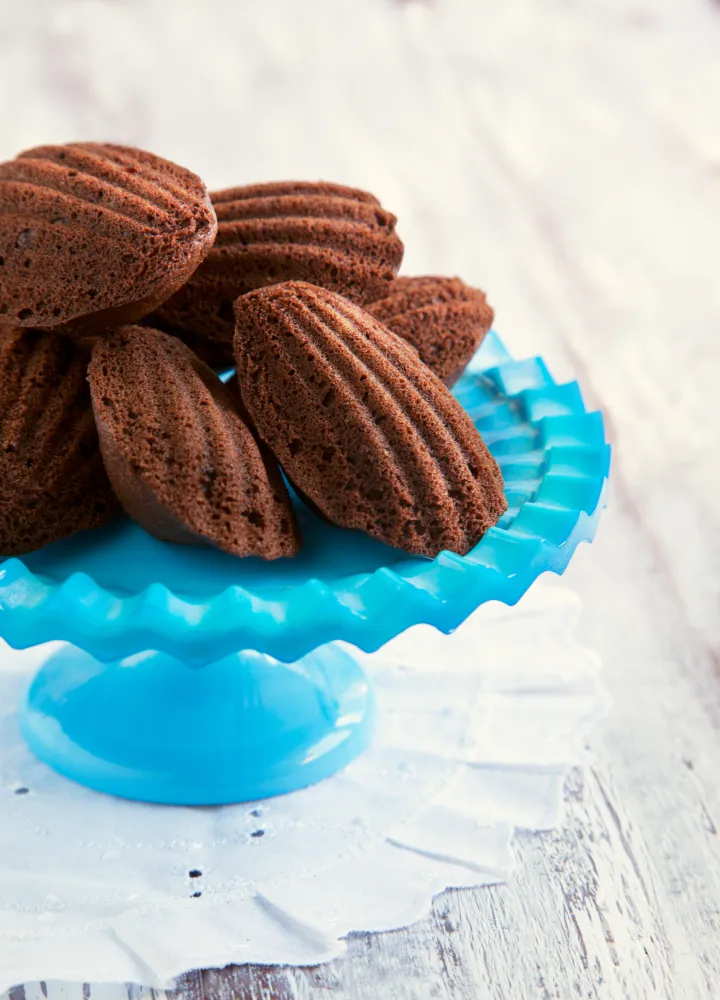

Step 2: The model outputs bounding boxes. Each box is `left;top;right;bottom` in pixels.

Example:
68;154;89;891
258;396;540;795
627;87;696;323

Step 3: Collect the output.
0;334;610;665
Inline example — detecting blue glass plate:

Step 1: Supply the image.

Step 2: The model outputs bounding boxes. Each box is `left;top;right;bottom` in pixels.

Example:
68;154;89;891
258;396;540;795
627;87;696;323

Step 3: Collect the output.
1;332;610;804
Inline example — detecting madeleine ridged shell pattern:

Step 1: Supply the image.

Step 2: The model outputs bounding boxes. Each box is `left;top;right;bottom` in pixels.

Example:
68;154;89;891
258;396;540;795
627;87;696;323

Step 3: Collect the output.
368;275;494;386
88;326;300;560
234;282;507;557
0;328;118;554
0;142;217;335
154;180;404;344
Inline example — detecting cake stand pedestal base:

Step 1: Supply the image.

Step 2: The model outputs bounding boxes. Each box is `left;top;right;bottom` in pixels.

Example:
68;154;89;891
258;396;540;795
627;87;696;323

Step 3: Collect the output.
20;643;374;805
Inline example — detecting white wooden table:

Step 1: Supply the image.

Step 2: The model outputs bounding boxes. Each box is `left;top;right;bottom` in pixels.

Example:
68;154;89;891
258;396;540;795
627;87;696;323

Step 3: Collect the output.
2;0;719;996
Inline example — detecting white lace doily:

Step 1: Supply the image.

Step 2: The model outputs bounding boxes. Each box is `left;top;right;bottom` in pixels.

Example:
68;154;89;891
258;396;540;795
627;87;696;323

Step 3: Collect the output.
0;584;606;992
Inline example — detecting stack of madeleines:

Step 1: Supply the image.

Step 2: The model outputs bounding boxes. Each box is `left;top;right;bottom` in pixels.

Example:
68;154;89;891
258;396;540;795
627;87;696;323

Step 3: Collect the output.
0;143;506;559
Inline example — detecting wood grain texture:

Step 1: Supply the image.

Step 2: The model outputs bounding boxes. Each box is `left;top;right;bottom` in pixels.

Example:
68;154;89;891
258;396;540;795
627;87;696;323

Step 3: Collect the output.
1;0;719;996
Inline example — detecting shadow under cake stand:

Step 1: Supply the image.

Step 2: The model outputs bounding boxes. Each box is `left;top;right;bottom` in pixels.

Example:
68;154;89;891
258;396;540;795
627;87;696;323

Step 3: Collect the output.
0;333;609;805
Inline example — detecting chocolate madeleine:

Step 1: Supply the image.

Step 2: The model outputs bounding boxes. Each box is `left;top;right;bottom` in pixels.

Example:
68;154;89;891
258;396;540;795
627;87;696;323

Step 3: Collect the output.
0;328;118;554
368;276;494;386
0;143;217;336
88;326;300;559
233;282;506;557
154;180;403;344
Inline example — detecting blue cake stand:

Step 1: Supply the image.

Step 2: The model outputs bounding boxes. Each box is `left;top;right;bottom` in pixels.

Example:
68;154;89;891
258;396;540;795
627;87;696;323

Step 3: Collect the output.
0;333;609;805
